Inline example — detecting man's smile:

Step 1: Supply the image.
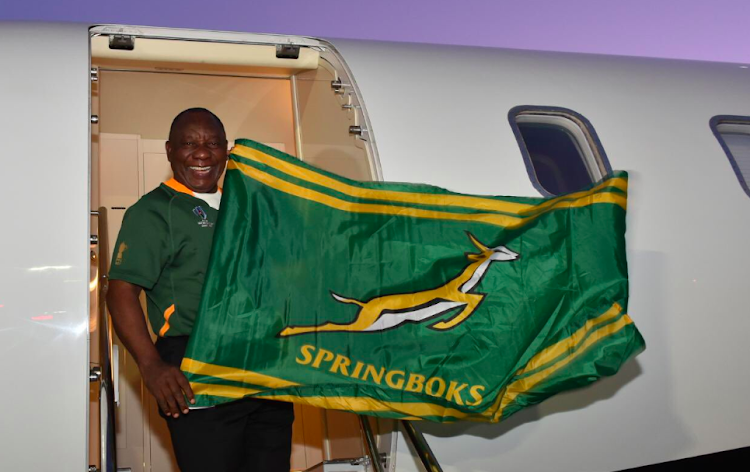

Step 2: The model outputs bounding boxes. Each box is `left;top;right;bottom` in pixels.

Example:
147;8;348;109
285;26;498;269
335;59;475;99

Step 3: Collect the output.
189;165;214;175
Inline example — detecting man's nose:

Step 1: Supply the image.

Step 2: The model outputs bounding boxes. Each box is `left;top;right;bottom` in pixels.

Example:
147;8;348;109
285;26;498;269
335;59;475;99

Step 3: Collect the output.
193;144;212;159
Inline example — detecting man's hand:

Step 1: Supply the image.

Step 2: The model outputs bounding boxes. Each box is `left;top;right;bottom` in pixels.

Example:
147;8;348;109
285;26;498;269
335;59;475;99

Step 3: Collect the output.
140;358;195;418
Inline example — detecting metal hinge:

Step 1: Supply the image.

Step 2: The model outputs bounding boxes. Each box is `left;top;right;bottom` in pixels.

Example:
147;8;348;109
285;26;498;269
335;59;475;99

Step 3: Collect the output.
89;366;102;382
276;44;300;59
349;126;368;138
331;78;351;94
109;35;135;51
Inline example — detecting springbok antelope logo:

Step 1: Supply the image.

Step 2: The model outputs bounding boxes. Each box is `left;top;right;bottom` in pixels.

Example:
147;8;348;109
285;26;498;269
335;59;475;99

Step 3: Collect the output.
279;233;519;336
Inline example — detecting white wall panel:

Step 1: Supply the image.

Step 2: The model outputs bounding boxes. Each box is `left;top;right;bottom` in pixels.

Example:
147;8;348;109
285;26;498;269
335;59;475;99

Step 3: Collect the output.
333;39;750;472
0;22;91;471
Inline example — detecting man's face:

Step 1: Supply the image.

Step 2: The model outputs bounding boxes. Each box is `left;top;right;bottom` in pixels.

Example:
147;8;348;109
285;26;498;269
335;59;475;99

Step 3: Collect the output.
166;113;228;193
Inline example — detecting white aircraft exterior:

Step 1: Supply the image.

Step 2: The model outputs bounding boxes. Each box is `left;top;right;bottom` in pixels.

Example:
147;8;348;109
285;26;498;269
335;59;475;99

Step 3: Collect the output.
1;22;749;472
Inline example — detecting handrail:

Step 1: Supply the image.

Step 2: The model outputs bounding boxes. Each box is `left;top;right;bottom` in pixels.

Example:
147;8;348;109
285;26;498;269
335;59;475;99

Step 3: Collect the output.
91;208;118;472
400;421;443;472
359;415;385;472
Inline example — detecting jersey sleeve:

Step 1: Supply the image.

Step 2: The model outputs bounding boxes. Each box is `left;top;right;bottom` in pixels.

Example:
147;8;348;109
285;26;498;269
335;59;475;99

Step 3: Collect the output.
108;202;171;290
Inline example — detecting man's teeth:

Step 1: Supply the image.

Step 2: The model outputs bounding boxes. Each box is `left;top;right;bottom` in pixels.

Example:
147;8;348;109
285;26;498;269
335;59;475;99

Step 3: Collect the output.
189;166;211;171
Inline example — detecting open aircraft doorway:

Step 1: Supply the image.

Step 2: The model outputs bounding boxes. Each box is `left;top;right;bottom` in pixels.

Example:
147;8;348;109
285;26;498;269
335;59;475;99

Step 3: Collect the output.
88;25;392;472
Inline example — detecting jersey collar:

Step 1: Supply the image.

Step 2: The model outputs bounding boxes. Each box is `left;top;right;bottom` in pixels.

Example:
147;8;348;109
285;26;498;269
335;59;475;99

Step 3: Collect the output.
164;178;222;196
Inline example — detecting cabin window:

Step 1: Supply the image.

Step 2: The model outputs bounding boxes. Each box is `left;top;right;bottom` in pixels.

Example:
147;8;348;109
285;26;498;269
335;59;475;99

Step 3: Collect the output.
710;116;750;198
509;106;612;196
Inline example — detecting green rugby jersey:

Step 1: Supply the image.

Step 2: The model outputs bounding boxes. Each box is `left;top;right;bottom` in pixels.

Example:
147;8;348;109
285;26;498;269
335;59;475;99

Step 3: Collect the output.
109;178;220;337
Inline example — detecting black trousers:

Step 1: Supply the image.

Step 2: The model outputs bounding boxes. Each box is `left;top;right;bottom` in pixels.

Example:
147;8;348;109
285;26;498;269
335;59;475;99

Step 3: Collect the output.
156;336;294;472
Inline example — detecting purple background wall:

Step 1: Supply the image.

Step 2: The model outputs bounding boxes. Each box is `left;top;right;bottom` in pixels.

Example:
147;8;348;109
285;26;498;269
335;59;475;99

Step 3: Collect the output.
2;0;748;63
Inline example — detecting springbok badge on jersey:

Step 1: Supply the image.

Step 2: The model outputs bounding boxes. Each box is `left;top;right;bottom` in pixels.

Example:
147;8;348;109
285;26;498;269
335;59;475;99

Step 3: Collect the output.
182;138;644;424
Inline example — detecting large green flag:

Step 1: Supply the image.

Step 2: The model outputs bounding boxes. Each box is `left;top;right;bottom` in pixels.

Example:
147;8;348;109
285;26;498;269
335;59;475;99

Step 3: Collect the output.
182;139;644;423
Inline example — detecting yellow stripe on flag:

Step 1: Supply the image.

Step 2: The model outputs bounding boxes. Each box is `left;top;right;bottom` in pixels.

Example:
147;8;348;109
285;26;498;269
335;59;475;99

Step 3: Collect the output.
232;144;627;215
516;303;623;376
190;382;263;399
228;160;626;229
495;314;634;421
181;358;300;389
191;383;475;421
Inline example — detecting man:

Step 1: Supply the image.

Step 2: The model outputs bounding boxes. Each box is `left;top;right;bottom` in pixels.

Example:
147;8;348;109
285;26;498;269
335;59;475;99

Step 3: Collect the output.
106;108;293;472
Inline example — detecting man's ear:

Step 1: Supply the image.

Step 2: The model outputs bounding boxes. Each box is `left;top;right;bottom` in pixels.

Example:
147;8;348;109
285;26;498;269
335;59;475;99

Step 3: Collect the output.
165;141;173;162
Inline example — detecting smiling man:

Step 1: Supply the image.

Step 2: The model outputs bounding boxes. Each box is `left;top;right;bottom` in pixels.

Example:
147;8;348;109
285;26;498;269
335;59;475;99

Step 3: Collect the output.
166;109;227;194
106;108;293;472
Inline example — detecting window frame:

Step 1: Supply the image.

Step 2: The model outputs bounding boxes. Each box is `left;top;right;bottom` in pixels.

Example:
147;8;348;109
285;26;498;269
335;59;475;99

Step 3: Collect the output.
508;105;613;197
710;115;750;199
